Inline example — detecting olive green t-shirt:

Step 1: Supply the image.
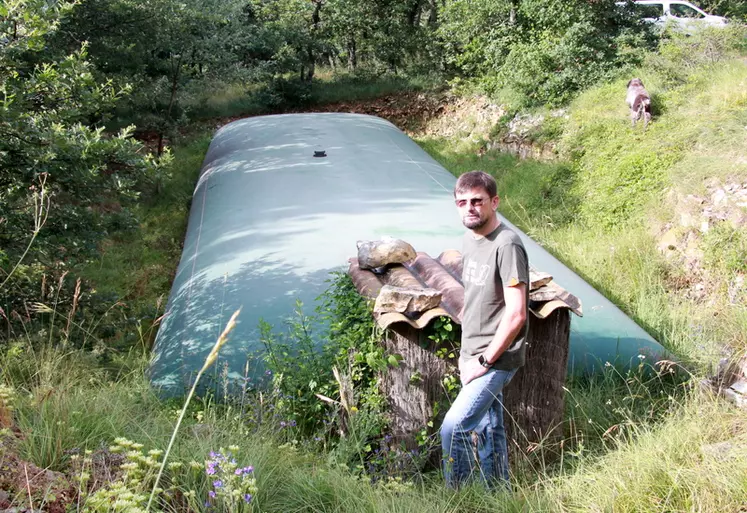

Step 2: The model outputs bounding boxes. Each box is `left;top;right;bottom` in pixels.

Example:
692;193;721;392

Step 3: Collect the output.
461;223;529;370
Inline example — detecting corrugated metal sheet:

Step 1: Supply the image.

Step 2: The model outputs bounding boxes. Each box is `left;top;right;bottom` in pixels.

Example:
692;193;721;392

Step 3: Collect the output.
348;250;582;330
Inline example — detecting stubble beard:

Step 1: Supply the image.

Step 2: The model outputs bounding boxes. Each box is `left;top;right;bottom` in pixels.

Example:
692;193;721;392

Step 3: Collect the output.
462;214;487;230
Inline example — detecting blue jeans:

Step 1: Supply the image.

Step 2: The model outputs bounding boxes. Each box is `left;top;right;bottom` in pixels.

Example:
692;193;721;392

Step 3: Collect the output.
440;367;517;489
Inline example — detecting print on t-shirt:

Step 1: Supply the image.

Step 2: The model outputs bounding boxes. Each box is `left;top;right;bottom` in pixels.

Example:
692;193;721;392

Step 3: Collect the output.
463;258;490;286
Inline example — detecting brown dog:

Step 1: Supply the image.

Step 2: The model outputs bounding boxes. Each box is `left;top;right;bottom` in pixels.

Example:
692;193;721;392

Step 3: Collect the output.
626;78;652;129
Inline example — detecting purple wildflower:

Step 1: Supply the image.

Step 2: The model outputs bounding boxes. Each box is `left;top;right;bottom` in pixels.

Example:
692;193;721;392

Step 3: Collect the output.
280;421;287;428
213;480;223;488
206;465;216;475
243;494;253;503
290;420;297;427
208;491;216;498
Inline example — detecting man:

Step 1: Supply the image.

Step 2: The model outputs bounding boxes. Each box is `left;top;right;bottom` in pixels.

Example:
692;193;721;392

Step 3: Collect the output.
441;170;529;489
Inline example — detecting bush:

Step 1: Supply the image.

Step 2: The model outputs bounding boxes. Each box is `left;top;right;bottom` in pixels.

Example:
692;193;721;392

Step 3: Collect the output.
648;24;747;84
499;22;652;107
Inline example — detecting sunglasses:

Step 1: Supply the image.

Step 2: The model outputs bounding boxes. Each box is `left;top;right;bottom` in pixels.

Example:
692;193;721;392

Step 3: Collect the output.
455;197;490;208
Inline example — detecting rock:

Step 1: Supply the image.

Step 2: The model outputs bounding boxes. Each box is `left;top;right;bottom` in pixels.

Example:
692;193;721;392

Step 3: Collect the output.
728;209;746;229
374;285;441;315
679;212;696;228
702;441;736;460
529;270;553;290
357;238;416;270
658;228;679;253
712;188;727;206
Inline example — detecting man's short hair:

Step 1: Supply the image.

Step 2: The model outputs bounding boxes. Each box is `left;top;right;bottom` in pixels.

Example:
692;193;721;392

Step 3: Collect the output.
454;171;497;198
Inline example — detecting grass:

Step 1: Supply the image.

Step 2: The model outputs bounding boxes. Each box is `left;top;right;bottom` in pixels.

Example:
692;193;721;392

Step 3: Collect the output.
185;68;443;121
417;47;747;370
3;343;746;512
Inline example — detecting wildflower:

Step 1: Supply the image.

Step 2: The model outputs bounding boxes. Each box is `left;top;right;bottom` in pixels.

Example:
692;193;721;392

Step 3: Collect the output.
604;361;612;367
206;465;217;475
243;494;253;503
213;480;223;488
289;420;297;427
265;370;272;376
637;354;646;360
208;491;216;498
280;421;287;428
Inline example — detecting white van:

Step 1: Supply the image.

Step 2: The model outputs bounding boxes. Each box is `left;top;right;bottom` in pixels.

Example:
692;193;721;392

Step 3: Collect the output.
620;1;728;29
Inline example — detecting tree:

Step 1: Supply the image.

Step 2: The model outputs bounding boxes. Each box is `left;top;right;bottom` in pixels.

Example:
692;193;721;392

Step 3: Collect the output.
54;0;252;152
0;0;163;327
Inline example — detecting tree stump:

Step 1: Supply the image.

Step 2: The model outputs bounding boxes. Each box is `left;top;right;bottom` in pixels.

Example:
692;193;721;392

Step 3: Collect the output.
380;310;570;458
503;308;570;451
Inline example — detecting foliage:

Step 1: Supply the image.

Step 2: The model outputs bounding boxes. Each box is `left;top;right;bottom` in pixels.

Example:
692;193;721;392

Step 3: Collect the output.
52;0;253;147
440;0;658;107
699;0;747;21
702;223;747;275
648;24;747;85
256;273;400;473
0;0;165;341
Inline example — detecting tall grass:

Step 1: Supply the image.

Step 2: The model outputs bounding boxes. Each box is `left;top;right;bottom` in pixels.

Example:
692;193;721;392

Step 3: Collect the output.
4;340;747;512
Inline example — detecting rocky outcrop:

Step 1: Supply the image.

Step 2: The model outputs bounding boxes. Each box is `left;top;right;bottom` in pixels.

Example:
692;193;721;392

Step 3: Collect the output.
656;180;747;302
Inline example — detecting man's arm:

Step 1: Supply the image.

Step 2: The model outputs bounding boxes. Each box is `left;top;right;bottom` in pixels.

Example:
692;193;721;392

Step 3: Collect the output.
460;283;527;385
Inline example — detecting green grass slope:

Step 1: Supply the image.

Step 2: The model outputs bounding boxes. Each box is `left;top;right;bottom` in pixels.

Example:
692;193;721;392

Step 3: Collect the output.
419;27;747;370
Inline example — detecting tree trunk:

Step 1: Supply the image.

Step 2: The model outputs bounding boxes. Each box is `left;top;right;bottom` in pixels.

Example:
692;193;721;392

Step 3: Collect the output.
406;0;422;26
347;35;357;71
159;52;183;157
378;310;570;460
380;324;456;447
427;0;438;26
304;0;323;82
503;308;570;450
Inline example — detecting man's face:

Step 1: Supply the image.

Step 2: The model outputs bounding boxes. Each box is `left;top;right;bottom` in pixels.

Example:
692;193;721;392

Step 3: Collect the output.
454;187;499;230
